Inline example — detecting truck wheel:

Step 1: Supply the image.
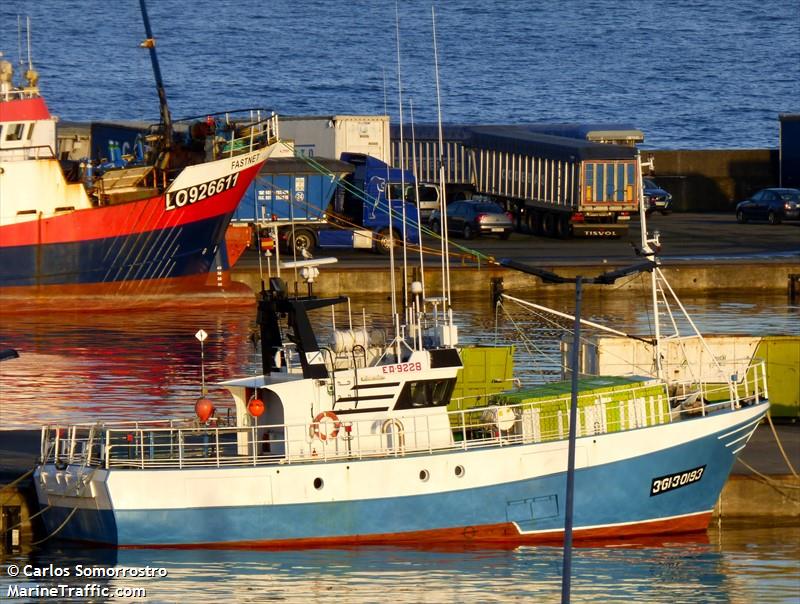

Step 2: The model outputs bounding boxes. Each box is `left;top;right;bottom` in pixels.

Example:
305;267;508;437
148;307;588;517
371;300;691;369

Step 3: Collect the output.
555;215;571;239
374;229;393;255
527;211;543;236
288;229;316;254
542;213;557;237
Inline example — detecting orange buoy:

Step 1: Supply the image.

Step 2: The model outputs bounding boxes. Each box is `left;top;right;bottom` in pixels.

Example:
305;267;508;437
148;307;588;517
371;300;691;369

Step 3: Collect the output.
248;397;265;418
195;397;214;423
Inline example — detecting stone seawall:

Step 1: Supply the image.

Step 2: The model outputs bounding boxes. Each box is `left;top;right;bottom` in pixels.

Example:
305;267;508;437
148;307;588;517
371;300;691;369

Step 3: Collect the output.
232;261;800;298
647;149;779;211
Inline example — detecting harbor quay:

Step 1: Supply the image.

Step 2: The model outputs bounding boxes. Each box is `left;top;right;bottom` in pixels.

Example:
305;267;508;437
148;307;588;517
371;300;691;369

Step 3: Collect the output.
232;213;800;297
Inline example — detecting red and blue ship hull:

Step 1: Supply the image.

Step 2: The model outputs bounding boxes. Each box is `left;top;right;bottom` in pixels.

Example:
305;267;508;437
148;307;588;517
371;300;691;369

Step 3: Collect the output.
0;159;264;307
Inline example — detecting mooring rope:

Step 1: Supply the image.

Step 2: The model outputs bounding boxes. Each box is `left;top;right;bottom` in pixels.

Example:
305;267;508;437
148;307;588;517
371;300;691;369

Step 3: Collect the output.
0;468;34;492
766;412;798;478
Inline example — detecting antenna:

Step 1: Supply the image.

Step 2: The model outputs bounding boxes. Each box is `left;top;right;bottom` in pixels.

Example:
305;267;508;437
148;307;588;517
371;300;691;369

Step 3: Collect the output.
17;16;23;72
26;17;32;71
409;99;427;304
432;6;451;312
395;2;410;315
382;59;399;356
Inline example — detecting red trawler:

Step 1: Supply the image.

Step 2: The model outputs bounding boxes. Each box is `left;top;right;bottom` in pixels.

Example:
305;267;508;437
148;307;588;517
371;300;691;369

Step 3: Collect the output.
0;15;279;310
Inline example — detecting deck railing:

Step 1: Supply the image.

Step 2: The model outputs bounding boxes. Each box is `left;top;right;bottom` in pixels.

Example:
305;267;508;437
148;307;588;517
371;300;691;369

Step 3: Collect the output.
39;361;767;472
213;110;279;158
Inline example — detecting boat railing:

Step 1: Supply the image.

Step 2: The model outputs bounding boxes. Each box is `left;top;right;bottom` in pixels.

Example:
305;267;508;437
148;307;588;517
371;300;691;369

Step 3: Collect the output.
0;143;57;161
664;358;768;416
39;364;768;472
215;111;279;158
0;88;41;102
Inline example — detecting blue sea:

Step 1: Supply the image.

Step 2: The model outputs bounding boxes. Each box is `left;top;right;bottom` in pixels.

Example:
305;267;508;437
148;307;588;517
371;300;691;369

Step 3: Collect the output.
2;0;798;149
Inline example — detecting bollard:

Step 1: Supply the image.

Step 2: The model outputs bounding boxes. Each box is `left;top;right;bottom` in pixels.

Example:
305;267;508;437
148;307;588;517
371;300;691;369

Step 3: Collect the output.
490;277;504;306
789;274;799;303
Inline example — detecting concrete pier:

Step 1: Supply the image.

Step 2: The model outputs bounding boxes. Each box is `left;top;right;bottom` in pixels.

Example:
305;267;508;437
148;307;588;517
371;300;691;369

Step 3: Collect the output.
232;213;800;297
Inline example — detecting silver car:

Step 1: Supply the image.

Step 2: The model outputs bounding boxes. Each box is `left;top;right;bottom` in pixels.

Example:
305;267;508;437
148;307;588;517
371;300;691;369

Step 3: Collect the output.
429;200;513;240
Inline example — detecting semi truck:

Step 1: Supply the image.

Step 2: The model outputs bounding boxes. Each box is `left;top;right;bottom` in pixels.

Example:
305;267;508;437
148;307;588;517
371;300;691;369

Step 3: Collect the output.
392;123;643;237
233;152;426;254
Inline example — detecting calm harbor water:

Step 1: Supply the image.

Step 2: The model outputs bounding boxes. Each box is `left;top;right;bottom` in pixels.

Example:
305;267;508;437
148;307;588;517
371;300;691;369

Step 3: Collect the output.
1;292;798;601
2;0;798;149
1;525;798;603
1;291;798;428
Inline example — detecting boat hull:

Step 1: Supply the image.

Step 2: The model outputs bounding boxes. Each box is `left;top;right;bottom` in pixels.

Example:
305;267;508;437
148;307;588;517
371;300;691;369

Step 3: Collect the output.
34;402;767;548
0;150;266;307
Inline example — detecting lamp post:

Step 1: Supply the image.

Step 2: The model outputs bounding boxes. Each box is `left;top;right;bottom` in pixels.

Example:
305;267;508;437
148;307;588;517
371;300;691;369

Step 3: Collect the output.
496;258;656;604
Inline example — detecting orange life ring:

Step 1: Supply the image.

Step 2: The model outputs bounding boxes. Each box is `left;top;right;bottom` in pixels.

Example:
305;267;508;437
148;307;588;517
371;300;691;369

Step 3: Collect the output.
310;411;341;441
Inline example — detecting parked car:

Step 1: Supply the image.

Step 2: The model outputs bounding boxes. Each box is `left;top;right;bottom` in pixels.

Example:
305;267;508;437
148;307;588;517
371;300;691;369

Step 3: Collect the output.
643;179;672;215
429;199;513;240
736;188;800;225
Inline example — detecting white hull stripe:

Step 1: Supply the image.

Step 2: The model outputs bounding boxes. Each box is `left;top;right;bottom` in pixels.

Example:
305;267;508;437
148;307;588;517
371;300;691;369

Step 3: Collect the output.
513;508;713;536
717;415;763;441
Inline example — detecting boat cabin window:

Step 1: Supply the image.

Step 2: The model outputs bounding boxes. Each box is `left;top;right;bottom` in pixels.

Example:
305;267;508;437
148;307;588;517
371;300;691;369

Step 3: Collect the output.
394;378;456;410
5;123;25;142
26;123;35;140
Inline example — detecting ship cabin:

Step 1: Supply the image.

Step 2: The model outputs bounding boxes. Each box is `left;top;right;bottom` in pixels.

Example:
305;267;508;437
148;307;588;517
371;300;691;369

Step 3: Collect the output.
0;59;94;226
220;276;463;461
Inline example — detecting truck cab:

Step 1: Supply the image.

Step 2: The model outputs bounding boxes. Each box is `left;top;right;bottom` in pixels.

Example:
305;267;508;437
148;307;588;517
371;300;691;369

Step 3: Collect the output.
329;152;422;253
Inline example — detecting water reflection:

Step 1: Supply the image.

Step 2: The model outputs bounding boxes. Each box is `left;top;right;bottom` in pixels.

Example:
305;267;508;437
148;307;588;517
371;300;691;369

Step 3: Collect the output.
0;292;797;429
1;524;797;603
1;293;798;602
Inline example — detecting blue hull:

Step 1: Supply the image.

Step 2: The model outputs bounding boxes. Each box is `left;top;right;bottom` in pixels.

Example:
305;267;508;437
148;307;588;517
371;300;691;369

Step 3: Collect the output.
0;214;231;288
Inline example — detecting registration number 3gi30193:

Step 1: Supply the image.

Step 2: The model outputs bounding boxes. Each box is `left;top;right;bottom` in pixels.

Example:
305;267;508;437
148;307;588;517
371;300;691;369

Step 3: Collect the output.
165;173;239;211
650;465;706;496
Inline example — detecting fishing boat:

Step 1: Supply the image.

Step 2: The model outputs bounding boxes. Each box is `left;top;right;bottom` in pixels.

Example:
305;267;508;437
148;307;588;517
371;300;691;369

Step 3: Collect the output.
0;15;279;309
31;215;770;547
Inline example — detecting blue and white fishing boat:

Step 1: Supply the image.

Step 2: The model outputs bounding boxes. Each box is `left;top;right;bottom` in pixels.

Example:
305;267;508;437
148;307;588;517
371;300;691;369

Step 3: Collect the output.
32;189;770;546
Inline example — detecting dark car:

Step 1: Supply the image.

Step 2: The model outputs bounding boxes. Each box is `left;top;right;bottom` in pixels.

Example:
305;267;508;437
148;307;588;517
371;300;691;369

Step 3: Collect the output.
643;179;672;215
736;188;800;225
429;199;513;240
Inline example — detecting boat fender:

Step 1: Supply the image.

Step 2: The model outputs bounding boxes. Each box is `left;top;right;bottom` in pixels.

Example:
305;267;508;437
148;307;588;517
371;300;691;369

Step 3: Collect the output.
310;411;341;442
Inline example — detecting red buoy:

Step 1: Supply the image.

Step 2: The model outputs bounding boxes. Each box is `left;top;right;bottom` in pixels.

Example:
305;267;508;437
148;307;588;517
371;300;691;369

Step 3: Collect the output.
195;397;214;423
248;397;265;418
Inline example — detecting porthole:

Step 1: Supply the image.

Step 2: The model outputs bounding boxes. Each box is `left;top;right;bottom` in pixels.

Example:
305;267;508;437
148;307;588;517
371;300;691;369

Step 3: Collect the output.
454;465;465;478
313;477;324;490
419;469;430;482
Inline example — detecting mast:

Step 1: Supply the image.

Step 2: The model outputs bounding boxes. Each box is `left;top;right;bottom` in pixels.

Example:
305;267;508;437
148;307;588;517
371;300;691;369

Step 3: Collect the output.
638;151;663;379
395;2;409;314
138;0;174;167
432;6;451;312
